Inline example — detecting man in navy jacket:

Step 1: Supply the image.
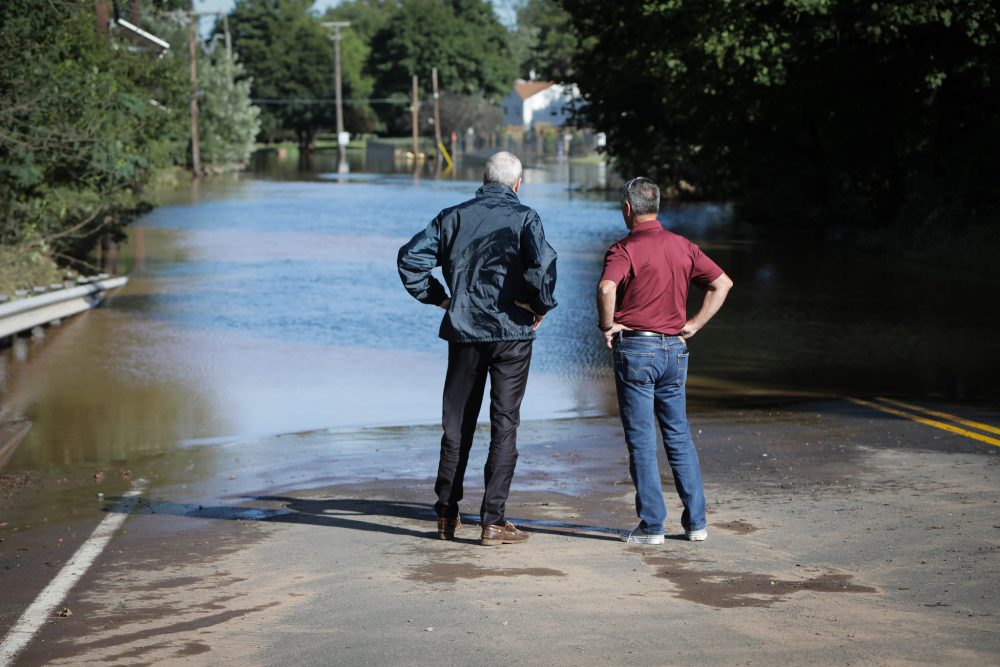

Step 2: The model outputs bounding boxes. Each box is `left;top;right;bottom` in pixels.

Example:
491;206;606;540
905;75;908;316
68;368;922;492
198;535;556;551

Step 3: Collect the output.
398;151;557;546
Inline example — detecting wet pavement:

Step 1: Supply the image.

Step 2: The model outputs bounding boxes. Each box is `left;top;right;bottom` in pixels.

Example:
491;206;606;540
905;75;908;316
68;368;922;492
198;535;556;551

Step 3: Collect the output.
2;399;999;665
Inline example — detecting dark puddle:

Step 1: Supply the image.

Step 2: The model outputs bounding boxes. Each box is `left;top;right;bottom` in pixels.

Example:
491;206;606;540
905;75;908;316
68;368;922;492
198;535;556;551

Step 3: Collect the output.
407;562;565;584
640;552;876;608
714;520;759;534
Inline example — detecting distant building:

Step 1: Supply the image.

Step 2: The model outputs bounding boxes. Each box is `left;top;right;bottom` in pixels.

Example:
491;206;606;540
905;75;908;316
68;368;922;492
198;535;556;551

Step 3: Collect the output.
501;80;580;131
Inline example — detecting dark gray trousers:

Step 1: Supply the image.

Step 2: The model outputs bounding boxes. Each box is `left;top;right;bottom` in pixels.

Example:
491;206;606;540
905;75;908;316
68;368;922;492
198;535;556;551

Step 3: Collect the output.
434;340;533;527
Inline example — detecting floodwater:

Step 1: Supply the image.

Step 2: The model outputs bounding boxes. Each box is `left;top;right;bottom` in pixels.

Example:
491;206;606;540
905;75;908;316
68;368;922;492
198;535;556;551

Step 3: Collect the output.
1;149;998;471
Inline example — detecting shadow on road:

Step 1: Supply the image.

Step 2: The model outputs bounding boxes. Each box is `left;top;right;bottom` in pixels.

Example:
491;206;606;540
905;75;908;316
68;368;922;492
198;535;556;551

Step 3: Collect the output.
102;495;621;542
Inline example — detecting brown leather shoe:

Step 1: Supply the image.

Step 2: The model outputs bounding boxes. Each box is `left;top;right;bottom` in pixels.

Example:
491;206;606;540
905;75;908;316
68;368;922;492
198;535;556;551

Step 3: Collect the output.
480;521;529;546
437;515;462;540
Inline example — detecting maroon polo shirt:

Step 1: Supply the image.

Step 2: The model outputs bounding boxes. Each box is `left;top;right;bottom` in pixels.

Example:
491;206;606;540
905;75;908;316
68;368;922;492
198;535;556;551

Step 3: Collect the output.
600;219;724;334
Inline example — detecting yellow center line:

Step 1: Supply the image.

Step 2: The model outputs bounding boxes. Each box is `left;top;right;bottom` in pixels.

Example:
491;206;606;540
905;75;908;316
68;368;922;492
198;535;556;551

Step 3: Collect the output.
847;397;1000;448
875;397;1000;436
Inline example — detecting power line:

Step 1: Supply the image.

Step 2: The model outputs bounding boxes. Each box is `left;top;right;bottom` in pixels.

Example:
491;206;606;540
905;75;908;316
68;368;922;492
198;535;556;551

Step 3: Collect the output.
250;97;416;106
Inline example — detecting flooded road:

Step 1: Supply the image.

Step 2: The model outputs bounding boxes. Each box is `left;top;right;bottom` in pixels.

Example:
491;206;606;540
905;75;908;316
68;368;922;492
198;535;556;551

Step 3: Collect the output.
2;151;999;470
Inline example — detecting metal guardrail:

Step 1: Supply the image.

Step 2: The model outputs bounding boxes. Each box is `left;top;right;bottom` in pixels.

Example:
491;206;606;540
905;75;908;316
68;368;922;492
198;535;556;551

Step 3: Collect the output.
0;276;129;339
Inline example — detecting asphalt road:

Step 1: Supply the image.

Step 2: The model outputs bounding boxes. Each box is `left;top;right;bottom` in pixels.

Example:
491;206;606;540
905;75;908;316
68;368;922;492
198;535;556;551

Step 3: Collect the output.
1;397;999;665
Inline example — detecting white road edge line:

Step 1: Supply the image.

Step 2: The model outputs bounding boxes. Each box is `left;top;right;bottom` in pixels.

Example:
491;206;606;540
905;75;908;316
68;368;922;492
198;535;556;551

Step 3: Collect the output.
0;480;146;667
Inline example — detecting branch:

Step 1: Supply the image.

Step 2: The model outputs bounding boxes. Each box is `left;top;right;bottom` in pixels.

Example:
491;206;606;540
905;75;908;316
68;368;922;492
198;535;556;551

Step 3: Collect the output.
42;206;105;243
51;252;103;274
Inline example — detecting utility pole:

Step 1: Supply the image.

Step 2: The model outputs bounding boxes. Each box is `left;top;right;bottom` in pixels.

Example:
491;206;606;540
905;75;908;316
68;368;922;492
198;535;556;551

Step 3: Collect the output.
221;12;231;60
431;68;453;173
432;68;443;158
411;75;420;160
191;11;231;76
187;2;202;177
431;67;455;174
322;22;350;171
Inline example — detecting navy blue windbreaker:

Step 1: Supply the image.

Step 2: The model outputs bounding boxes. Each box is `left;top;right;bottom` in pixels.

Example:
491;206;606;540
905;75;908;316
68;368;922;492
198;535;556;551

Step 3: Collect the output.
397;183;558;343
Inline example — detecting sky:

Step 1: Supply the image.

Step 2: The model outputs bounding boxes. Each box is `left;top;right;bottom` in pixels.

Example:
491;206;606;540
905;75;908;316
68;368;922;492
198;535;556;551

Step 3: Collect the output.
192;0;517;29
195;0;340;13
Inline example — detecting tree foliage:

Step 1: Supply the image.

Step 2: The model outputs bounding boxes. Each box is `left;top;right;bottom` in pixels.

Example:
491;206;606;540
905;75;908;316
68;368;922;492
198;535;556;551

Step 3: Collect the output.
228;0;337;146
200;50;262;168
511;0;581;80
363;0;517;134
325;0;394;41
560;0;1000;230
0;1;262;266
0;1;187;258
148;9;261;169
225;0;516;141
323;0;392;134
369;0;517;104
438;92;504;139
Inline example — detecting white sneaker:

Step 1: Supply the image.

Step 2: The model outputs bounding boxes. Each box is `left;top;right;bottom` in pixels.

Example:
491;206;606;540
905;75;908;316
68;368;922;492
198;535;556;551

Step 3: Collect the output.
620;526;665;544
686;528;708;541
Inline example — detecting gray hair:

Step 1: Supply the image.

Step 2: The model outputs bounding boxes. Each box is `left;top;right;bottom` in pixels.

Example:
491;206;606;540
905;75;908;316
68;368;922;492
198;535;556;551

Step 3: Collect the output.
621;177;660;215
484;151;523;188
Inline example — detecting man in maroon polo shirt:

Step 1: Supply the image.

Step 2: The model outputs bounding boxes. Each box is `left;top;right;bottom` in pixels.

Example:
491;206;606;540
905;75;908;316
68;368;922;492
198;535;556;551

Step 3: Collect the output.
597;177;733;544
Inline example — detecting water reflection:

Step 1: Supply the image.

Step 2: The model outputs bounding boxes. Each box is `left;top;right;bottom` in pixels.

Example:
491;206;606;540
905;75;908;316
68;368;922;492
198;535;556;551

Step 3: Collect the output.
249;146;616;193
2;152;998;471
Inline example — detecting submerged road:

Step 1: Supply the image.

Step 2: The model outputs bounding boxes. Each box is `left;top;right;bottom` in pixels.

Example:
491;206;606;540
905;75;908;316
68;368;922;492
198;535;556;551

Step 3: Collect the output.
2;396;998;665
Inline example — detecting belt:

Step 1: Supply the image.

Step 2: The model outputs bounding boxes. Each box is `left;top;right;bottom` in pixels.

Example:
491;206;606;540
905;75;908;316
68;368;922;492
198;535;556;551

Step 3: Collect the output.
618;330;682;338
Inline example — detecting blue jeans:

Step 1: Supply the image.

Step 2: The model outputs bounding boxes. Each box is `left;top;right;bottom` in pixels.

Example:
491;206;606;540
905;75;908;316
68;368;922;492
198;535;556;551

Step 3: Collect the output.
613;335;707;534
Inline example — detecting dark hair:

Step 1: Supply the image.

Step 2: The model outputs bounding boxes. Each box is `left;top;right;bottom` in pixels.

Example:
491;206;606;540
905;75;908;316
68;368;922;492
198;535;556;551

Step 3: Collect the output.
621;177;660;215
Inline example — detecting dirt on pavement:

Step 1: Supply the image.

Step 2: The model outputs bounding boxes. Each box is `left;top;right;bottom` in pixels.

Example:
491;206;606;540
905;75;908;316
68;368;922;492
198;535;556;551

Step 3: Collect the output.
3;401;999;665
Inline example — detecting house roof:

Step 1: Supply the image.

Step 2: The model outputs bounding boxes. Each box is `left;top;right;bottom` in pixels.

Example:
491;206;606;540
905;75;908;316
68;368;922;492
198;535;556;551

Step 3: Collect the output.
515;81;554;100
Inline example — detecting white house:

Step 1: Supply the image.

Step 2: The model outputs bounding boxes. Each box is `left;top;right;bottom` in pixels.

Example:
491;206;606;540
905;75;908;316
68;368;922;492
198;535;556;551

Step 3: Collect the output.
501;80;580;131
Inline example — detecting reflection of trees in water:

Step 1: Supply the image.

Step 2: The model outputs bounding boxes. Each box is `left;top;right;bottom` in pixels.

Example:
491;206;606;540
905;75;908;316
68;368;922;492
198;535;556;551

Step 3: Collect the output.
249;145;616;191
685;233;1000;399
0;311;219;469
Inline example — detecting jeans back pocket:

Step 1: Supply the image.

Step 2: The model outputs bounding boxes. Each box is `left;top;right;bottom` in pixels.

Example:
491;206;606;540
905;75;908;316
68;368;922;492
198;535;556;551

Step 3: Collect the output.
615;349;657;384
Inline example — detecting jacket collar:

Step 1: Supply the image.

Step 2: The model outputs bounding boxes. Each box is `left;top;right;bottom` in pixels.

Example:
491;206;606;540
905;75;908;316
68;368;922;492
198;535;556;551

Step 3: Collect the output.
476;182;520;202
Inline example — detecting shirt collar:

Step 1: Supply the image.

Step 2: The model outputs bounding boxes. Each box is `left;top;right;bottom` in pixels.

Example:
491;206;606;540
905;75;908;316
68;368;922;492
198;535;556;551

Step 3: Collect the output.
630;218;661;234
476;182;520;202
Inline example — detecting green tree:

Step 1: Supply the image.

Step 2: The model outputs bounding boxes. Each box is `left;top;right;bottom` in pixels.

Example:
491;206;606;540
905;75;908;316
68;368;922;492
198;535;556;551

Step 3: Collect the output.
438;92;503;139
512;0;581;80
323;0;393;134
323;0;393;42
137;7;261;171
0;1;187;261
368;0;517;130
199;50;262;169
228;0;336;148
561;0;1000;234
